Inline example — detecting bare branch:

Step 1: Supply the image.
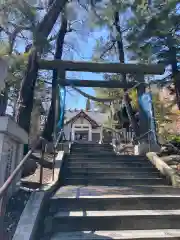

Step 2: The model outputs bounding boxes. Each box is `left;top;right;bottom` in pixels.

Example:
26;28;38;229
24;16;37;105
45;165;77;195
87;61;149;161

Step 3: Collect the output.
100;40;116;59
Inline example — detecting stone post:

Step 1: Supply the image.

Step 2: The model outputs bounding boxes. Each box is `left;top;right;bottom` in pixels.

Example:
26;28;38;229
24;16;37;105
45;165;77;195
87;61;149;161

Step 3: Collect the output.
88;125;92;141
0;116;28;237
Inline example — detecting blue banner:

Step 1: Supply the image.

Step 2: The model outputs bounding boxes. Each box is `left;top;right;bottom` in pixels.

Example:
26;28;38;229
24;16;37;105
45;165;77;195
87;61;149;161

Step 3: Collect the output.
57;85;66;129
138;92;157;143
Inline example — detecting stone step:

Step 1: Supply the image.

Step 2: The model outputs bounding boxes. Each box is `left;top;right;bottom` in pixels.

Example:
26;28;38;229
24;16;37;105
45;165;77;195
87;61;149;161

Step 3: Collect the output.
72;144;113;147
69;154;146;158
50;229;180;239
67;159;150;164
69;155;145;160
72;143;111;145
62;177;167;186
71;146;113;150
72;144;112;148
56;209;180;217
69;154;117;158
48;210;180;232
49;196;180;212
64;166;157;173
72;146;113;149
68;156;147;161
53;185;180;197
64;172;162;179
65;162;153;168
71;150;114;153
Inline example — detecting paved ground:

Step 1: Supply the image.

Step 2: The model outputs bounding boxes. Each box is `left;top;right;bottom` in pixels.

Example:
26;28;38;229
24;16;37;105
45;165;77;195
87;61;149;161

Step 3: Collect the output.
21;152;54;188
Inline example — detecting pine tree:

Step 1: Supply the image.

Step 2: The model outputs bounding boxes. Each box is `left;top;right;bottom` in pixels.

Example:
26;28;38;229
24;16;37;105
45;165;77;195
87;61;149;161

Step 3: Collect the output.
15;0;68;133
126;0;180;107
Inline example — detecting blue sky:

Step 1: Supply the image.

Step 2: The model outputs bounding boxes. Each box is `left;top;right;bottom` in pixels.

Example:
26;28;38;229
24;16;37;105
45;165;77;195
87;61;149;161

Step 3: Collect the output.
65;30;106;110
13;27;106;111
13;4;174;112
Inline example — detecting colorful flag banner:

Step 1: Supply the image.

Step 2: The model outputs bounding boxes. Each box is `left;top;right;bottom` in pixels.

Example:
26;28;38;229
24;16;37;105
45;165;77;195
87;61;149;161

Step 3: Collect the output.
138;92;157;143
57;85;66;129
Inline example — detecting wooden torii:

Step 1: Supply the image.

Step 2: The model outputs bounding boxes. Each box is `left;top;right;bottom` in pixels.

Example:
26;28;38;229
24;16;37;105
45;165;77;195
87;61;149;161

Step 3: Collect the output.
38;59;165;143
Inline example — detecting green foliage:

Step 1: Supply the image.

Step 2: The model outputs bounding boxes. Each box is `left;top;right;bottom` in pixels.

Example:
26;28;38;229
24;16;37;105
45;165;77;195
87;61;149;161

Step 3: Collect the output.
126;0;179;67
167;135;180;142
94;74;124;113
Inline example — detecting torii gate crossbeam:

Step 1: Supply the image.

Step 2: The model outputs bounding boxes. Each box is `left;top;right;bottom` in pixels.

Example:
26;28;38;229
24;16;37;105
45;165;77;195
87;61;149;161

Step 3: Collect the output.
38;59;165;75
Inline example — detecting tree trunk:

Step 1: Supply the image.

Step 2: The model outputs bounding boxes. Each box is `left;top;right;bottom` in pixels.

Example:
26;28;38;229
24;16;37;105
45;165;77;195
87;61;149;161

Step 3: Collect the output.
114;11;140;136
15;50;39;133
42;14;67;141
16;0;68;134
114;12;125;74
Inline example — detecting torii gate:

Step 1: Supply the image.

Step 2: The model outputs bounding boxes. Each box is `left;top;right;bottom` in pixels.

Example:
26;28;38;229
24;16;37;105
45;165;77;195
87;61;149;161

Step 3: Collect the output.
38;59;165;151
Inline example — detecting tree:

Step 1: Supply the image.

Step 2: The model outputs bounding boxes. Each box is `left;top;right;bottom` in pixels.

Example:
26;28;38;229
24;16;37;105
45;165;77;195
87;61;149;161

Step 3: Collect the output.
42;0;92;141
126;0;180;107
0;40;29;116
15;0;68;134
90;0;140;134
42;12;68;141
151;82;180;139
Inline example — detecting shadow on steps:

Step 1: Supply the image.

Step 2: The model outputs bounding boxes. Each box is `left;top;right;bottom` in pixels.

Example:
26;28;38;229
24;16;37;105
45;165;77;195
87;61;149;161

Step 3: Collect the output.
39;230;113;240
50;231;113;239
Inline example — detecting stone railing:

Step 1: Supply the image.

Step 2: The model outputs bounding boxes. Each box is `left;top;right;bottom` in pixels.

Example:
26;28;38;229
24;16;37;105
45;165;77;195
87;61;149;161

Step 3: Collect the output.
147;152;180;187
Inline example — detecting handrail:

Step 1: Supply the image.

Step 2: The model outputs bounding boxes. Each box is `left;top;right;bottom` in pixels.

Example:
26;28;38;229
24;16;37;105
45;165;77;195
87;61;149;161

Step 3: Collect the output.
0;137;44;200
133;130;153;142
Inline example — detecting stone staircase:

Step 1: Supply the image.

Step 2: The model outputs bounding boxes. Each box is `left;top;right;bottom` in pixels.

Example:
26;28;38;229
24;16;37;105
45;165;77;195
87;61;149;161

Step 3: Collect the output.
37;143;180;239
61;143;168;187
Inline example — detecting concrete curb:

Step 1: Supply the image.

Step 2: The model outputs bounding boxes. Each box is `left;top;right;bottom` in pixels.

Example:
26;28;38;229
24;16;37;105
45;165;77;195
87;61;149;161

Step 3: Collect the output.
12;150;66;240
146;152;180;187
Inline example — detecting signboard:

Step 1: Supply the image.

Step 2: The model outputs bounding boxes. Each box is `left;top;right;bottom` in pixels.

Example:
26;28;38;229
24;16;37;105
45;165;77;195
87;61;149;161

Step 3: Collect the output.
138;92;157;143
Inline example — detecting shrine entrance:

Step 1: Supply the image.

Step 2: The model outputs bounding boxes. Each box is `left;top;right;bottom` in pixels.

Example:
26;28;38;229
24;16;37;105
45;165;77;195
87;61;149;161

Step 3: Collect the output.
38;59;165;150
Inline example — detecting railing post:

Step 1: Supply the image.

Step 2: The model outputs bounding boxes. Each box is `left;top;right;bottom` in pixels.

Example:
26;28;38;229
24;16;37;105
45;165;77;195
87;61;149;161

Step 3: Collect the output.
39;140;45;186
52;144;56;181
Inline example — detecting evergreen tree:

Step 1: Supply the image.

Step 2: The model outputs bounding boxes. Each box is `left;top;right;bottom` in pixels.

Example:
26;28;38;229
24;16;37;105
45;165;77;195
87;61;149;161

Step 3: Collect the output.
126;0;180;107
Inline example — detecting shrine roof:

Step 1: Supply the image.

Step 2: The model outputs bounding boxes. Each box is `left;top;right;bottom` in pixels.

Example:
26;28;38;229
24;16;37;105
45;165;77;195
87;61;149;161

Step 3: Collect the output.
64;109;108;126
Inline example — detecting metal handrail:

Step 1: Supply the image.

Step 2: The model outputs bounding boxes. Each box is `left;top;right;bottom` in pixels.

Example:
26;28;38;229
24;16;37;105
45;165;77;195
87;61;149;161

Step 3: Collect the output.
0;137;44;200
133;130;153;142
